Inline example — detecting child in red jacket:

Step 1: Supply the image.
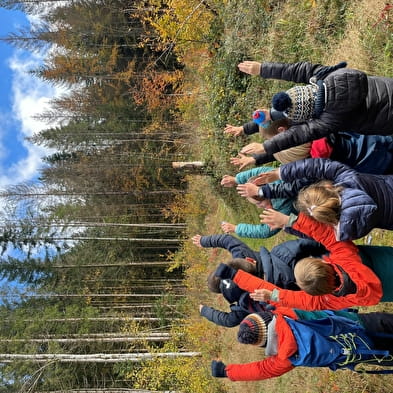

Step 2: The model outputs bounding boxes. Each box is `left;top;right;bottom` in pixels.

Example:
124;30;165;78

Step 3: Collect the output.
214;212;384;310
211;308;393;381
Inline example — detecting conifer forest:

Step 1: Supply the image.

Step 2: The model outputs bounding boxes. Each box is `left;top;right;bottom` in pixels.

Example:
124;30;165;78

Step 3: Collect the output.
2;1;393;393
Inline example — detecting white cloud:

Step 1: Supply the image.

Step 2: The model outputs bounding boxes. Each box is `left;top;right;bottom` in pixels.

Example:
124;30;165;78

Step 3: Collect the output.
0;49;66;188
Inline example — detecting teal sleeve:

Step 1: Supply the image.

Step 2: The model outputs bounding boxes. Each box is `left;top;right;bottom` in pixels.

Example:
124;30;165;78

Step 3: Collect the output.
235;223;281;239
235;166;276;184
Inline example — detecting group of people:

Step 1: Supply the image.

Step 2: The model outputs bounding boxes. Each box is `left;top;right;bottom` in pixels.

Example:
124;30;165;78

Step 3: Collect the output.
192;60;393;382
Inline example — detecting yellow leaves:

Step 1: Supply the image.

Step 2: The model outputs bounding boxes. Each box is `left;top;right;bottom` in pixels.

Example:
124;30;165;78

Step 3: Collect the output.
147;0;216;55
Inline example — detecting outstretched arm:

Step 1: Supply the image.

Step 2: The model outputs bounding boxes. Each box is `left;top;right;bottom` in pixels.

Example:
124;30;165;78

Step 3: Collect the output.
279;157;354;184
200;305;248;327
262;117;342;157
234;166;277;185
230;154;256;170
224;356;294;381
224;124;244;136
237;61;262;75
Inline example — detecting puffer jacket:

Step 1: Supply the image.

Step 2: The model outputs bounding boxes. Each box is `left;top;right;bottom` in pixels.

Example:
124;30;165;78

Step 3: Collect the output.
257;61;393;158
260;239;325;290
260;158;393;240
199;234;326;290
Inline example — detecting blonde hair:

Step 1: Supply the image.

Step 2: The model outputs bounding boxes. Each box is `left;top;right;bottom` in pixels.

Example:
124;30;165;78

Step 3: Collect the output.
296;181;342;225
294;257;336;295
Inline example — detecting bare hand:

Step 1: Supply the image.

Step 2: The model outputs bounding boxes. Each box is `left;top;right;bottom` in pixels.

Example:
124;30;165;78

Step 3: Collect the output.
240;142;265;155
252;169;280;185
221;222;236;233
230;154;256;170
224;124;243;136
192;234;202;247
236;183;259;198
199;304;204;313
220;175;237;187
238;61;262;75
250;289;272;302
260;209;290;229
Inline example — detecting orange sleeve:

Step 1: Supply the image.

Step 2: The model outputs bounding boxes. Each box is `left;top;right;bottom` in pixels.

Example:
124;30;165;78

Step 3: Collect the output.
233;269;279;292
226;315;297;381
226;357;294;381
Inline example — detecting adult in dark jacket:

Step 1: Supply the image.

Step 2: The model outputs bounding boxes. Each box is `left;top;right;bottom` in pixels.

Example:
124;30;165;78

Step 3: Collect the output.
237;158;393;240
236;60;393;161
229;117;393;174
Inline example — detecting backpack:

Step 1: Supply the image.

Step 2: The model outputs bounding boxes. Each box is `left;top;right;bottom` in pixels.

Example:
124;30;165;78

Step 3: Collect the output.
286;313;393;374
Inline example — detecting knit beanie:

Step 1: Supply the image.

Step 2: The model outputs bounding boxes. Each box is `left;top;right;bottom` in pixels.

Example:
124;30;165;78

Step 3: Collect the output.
272;84;318;122
237;312;273;347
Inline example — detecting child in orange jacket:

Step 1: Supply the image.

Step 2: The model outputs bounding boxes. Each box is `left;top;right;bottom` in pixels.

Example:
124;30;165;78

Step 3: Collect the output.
214;213;383;310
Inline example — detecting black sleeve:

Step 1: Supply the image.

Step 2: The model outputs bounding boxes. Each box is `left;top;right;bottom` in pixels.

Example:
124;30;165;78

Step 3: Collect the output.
243;121;260;136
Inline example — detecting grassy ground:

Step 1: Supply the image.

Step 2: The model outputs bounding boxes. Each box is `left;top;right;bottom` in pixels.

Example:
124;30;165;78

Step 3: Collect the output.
173;0;393;392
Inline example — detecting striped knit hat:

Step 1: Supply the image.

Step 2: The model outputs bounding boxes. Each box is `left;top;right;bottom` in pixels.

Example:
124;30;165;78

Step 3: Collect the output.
272;84;318;122
237;312;273;347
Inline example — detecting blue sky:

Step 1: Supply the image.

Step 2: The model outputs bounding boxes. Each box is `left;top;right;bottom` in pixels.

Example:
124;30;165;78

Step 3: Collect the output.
0;7;61;189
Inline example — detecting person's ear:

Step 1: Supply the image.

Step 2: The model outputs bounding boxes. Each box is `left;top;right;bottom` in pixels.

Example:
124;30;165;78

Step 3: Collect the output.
277;126;288;133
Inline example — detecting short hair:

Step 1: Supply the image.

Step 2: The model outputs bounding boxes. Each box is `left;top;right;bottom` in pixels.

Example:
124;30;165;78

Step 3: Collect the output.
207;271;221;293
260;118;311;164
296;181;342;225
207;259;257;293
262;118;291;139
227;258;257;274
294;257;336;295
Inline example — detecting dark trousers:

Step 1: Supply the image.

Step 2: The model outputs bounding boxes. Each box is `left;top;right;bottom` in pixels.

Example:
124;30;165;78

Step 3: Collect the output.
359;312;393;354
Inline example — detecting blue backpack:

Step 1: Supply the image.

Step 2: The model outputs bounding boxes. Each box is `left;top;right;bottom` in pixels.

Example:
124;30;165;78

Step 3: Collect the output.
286;313;393;374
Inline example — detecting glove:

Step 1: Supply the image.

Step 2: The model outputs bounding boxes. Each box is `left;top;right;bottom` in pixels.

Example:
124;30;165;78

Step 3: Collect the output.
211;360;227;377
214;263;236;280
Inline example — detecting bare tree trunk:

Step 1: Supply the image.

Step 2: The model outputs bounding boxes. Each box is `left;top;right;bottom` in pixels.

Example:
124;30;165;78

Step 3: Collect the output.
172;161;204;171
4;317;171;323
36;389;179;393
0;333;172;343
51;261;171;268
3;293;183;299
0;352;201;363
